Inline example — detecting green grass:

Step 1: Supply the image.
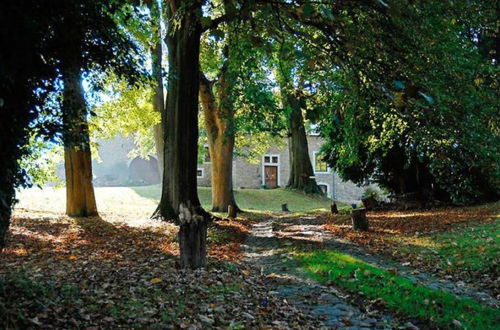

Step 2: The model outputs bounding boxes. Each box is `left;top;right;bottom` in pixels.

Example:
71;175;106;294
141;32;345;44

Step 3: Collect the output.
131;185;336;212
294;249;499;329
16;185;338;217
425;221;499;273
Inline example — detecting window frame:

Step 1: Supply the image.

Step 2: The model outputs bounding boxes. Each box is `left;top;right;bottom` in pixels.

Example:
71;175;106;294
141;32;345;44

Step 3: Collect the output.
317;182;330;197
313;151;329;173
261;154;281;187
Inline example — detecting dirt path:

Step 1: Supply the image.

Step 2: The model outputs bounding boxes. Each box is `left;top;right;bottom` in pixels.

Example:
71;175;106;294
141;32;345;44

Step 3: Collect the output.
272;216;498;308
243;219;394;329
243;217;498;329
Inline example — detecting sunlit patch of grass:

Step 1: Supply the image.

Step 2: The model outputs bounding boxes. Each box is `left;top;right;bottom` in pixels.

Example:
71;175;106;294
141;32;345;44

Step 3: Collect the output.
294;249;499;329
131;185;338;213
385;235;440;249
17;186;341;218
410;221;500;273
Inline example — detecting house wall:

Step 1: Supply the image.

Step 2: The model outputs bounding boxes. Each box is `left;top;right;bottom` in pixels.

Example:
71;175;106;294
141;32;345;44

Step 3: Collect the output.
86;135;380;203
197;135;380;204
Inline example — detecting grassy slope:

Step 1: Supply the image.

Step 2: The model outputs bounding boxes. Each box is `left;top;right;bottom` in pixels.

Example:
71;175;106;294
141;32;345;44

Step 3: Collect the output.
15;185;336;215
323;203;499;295
417;220;499;274
295;249;499;329
130;185;336;212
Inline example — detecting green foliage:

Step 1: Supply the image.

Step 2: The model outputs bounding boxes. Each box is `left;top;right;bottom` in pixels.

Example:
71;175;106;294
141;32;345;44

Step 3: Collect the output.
90;72;159;159
199;16;287;161
313;0;499;204
19;137;63;187
361;187;380;201
295;249;499;329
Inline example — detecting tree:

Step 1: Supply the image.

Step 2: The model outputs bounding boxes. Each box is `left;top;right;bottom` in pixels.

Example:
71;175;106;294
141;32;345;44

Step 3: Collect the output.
48;1;143;216
0;0;144;249
199;67;239;212
155;0;208;268
274;55;321;194
283;88;321;194
90;74;159;160
155;0;277;267
154;0;398;267
147;0;166;173
315;0;499;204
61;63;98;216
199;11;288;211
0;0;59;249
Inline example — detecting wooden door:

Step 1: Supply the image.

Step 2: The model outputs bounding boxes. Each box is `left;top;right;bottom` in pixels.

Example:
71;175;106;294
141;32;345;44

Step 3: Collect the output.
264;166;278;188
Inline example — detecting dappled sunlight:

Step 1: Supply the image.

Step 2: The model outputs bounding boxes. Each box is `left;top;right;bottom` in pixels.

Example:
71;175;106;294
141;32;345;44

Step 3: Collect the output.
16;186;159;221
324;203;499;236
1;210;178;280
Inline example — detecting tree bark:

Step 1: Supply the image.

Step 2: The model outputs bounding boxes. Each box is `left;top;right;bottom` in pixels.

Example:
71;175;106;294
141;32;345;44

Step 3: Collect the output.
284;91;322;194
0;188;14;251
351;208;369;231
62;66;98;217
148;0;165;176
156;1;208;268
199;72;239;213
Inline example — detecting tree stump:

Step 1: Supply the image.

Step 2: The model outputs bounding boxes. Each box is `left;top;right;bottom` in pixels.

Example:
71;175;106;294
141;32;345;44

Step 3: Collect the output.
281;203;290;212
227;204;237;219
331;203;338;214
361;197;377;210
351;208;369;231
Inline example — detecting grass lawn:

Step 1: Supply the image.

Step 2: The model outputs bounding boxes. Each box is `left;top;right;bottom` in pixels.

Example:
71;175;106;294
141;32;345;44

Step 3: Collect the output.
401;220;499;277
132;185;336;212
322;203;499;295
294;249;499;329
15;185;336;216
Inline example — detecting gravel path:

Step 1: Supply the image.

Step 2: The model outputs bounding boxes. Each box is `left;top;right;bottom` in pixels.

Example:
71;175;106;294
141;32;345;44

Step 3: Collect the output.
243;217;498;329
273;216;499;308
243;220;395;329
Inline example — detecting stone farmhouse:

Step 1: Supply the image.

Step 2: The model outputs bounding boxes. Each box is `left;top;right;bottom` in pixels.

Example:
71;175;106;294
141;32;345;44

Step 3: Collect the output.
89;135;377;204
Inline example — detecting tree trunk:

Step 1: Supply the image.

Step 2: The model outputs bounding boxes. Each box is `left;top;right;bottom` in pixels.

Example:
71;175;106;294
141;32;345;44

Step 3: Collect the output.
351;208;369;231
284;92;322;194
149;0;165;176
156;1;207;268
199;71;239;213
62;66;98;217
0;187;14;251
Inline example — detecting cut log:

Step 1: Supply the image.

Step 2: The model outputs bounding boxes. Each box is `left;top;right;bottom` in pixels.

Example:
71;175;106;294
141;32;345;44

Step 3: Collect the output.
227;204;237;219
361;197;377;210
331;203;339;214
351;208;369;231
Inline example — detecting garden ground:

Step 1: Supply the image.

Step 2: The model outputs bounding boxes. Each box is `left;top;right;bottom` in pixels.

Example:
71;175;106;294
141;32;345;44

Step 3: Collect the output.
1;187;498;329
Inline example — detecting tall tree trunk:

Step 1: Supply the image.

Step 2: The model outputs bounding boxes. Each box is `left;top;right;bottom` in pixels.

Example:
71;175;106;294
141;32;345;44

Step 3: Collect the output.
156;1;207;268
199;72;239;212
62;66;98;217
284;91;322;194
0;179;15;250
149;0;165;175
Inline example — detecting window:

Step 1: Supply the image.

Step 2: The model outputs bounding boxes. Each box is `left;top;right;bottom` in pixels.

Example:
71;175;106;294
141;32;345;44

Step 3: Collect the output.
197;168;204;178
318;183;329;196
262;154;280;187
204;145;211;163
314;152;328;173
263;154;279;165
